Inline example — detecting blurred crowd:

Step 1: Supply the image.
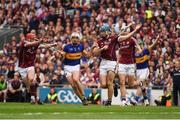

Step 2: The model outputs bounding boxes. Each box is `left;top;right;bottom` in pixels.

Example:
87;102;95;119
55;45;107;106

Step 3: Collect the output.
0;0;179;101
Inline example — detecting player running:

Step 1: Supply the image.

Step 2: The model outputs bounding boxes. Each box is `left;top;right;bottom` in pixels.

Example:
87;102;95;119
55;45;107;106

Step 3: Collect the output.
130;35;160;106
117;23;142;106
16;32;57;104
92;24;119;106
63;32;90;105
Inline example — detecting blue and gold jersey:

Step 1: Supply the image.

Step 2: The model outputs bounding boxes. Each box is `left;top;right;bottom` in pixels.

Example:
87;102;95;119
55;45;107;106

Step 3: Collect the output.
63;44;84;66
135;48;150;69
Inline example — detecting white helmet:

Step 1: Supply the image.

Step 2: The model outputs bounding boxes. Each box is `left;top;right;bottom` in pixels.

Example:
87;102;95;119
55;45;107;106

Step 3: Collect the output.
71;32;80;40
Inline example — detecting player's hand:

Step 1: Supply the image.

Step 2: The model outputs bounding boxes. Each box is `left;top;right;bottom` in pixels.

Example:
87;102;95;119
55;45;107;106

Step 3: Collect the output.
102;45;109;50
129;21;135;26
40;38;44;43
156;35;160;44
156;35;160;40
135;24;142;30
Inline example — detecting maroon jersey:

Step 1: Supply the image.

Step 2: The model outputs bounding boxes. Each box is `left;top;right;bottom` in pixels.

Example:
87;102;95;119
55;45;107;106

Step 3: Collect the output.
119;38;135;64
18;41;40;68
97;35;118;61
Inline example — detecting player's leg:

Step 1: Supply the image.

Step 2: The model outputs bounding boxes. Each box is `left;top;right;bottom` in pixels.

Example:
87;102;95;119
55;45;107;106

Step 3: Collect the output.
127;75;137;87
18;67;30;92
118;64;128;106
27;67;35;86
105;70;116;105
65;69;82;100
118;73;127;104
99;60;108;88
73;71;88;105
64;65;84;102
127;64;140;88
72;70;86;100
27;67;42;104
135;68;150;106
99;72;107;88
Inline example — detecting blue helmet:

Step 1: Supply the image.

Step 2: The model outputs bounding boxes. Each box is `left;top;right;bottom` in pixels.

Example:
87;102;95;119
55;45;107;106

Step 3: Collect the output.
100;24;111;32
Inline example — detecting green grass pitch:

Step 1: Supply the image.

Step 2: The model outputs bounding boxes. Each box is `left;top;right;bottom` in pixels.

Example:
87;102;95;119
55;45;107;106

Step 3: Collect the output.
0;103;180;119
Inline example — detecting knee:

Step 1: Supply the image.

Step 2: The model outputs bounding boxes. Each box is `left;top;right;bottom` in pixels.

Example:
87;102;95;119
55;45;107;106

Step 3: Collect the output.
73;77;79;82
100;83;107;88
120;80;125;86
71;82;76;88
128;82;135;88
107;81;113;87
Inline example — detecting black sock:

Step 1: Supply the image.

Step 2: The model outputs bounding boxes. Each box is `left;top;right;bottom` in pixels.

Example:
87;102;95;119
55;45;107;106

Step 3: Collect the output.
108;99;112;103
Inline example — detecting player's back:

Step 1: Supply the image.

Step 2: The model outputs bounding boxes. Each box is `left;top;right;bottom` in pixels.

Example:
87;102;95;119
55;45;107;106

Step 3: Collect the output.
119;38;135;64
97;35;118;61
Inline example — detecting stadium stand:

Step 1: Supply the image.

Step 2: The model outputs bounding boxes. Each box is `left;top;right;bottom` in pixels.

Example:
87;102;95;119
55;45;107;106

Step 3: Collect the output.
0;0;179;105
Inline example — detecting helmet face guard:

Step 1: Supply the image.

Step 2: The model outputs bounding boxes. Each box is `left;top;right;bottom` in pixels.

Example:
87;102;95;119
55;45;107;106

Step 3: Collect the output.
71;32;80;44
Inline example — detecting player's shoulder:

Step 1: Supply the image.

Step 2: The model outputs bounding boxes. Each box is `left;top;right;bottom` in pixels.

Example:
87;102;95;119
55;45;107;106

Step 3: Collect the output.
78;43;84;50
109;34;118;39
143;47;150;54
64;44;72;51
78;43;84;47
64;43;72;48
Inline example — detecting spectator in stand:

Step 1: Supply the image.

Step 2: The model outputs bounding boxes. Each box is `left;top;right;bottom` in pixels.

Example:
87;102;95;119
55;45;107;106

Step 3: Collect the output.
6;72;24;102
0;73;7;102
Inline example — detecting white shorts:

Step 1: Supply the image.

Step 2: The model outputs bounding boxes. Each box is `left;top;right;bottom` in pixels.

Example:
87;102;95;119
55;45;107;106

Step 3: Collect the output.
99;59;117;76
118;63;136;76
136;68;149;80
17;66;34;79
64;64;80;77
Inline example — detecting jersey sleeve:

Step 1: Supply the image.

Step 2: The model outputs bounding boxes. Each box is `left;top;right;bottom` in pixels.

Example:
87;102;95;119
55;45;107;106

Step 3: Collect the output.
144;48;150;55
19;41;25;47
63;45;68;52
80;44;84;52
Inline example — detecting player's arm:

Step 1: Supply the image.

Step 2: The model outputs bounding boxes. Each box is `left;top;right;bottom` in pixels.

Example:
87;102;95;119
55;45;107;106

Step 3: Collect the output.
82;49;94;58
92;42;108;56
39;42;58;49
132;37;143;53
119;22;135;34
118;24;142;41
148;35;160;51
24;38;42;47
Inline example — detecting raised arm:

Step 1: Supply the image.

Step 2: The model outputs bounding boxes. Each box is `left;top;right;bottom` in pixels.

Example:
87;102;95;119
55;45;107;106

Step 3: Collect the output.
118;24;142;41
132;37;143;53
24;38;42;47
119;22;135;34
148;35;160;51
39;42;58;49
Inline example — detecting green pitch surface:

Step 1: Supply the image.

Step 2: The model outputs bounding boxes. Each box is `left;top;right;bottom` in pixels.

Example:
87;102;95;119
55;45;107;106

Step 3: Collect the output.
0;103;180;119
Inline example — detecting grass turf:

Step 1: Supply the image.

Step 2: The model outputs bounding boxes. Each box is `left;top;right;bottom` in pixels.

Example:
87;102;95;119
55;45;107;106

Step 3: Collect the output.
0;103;180;119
